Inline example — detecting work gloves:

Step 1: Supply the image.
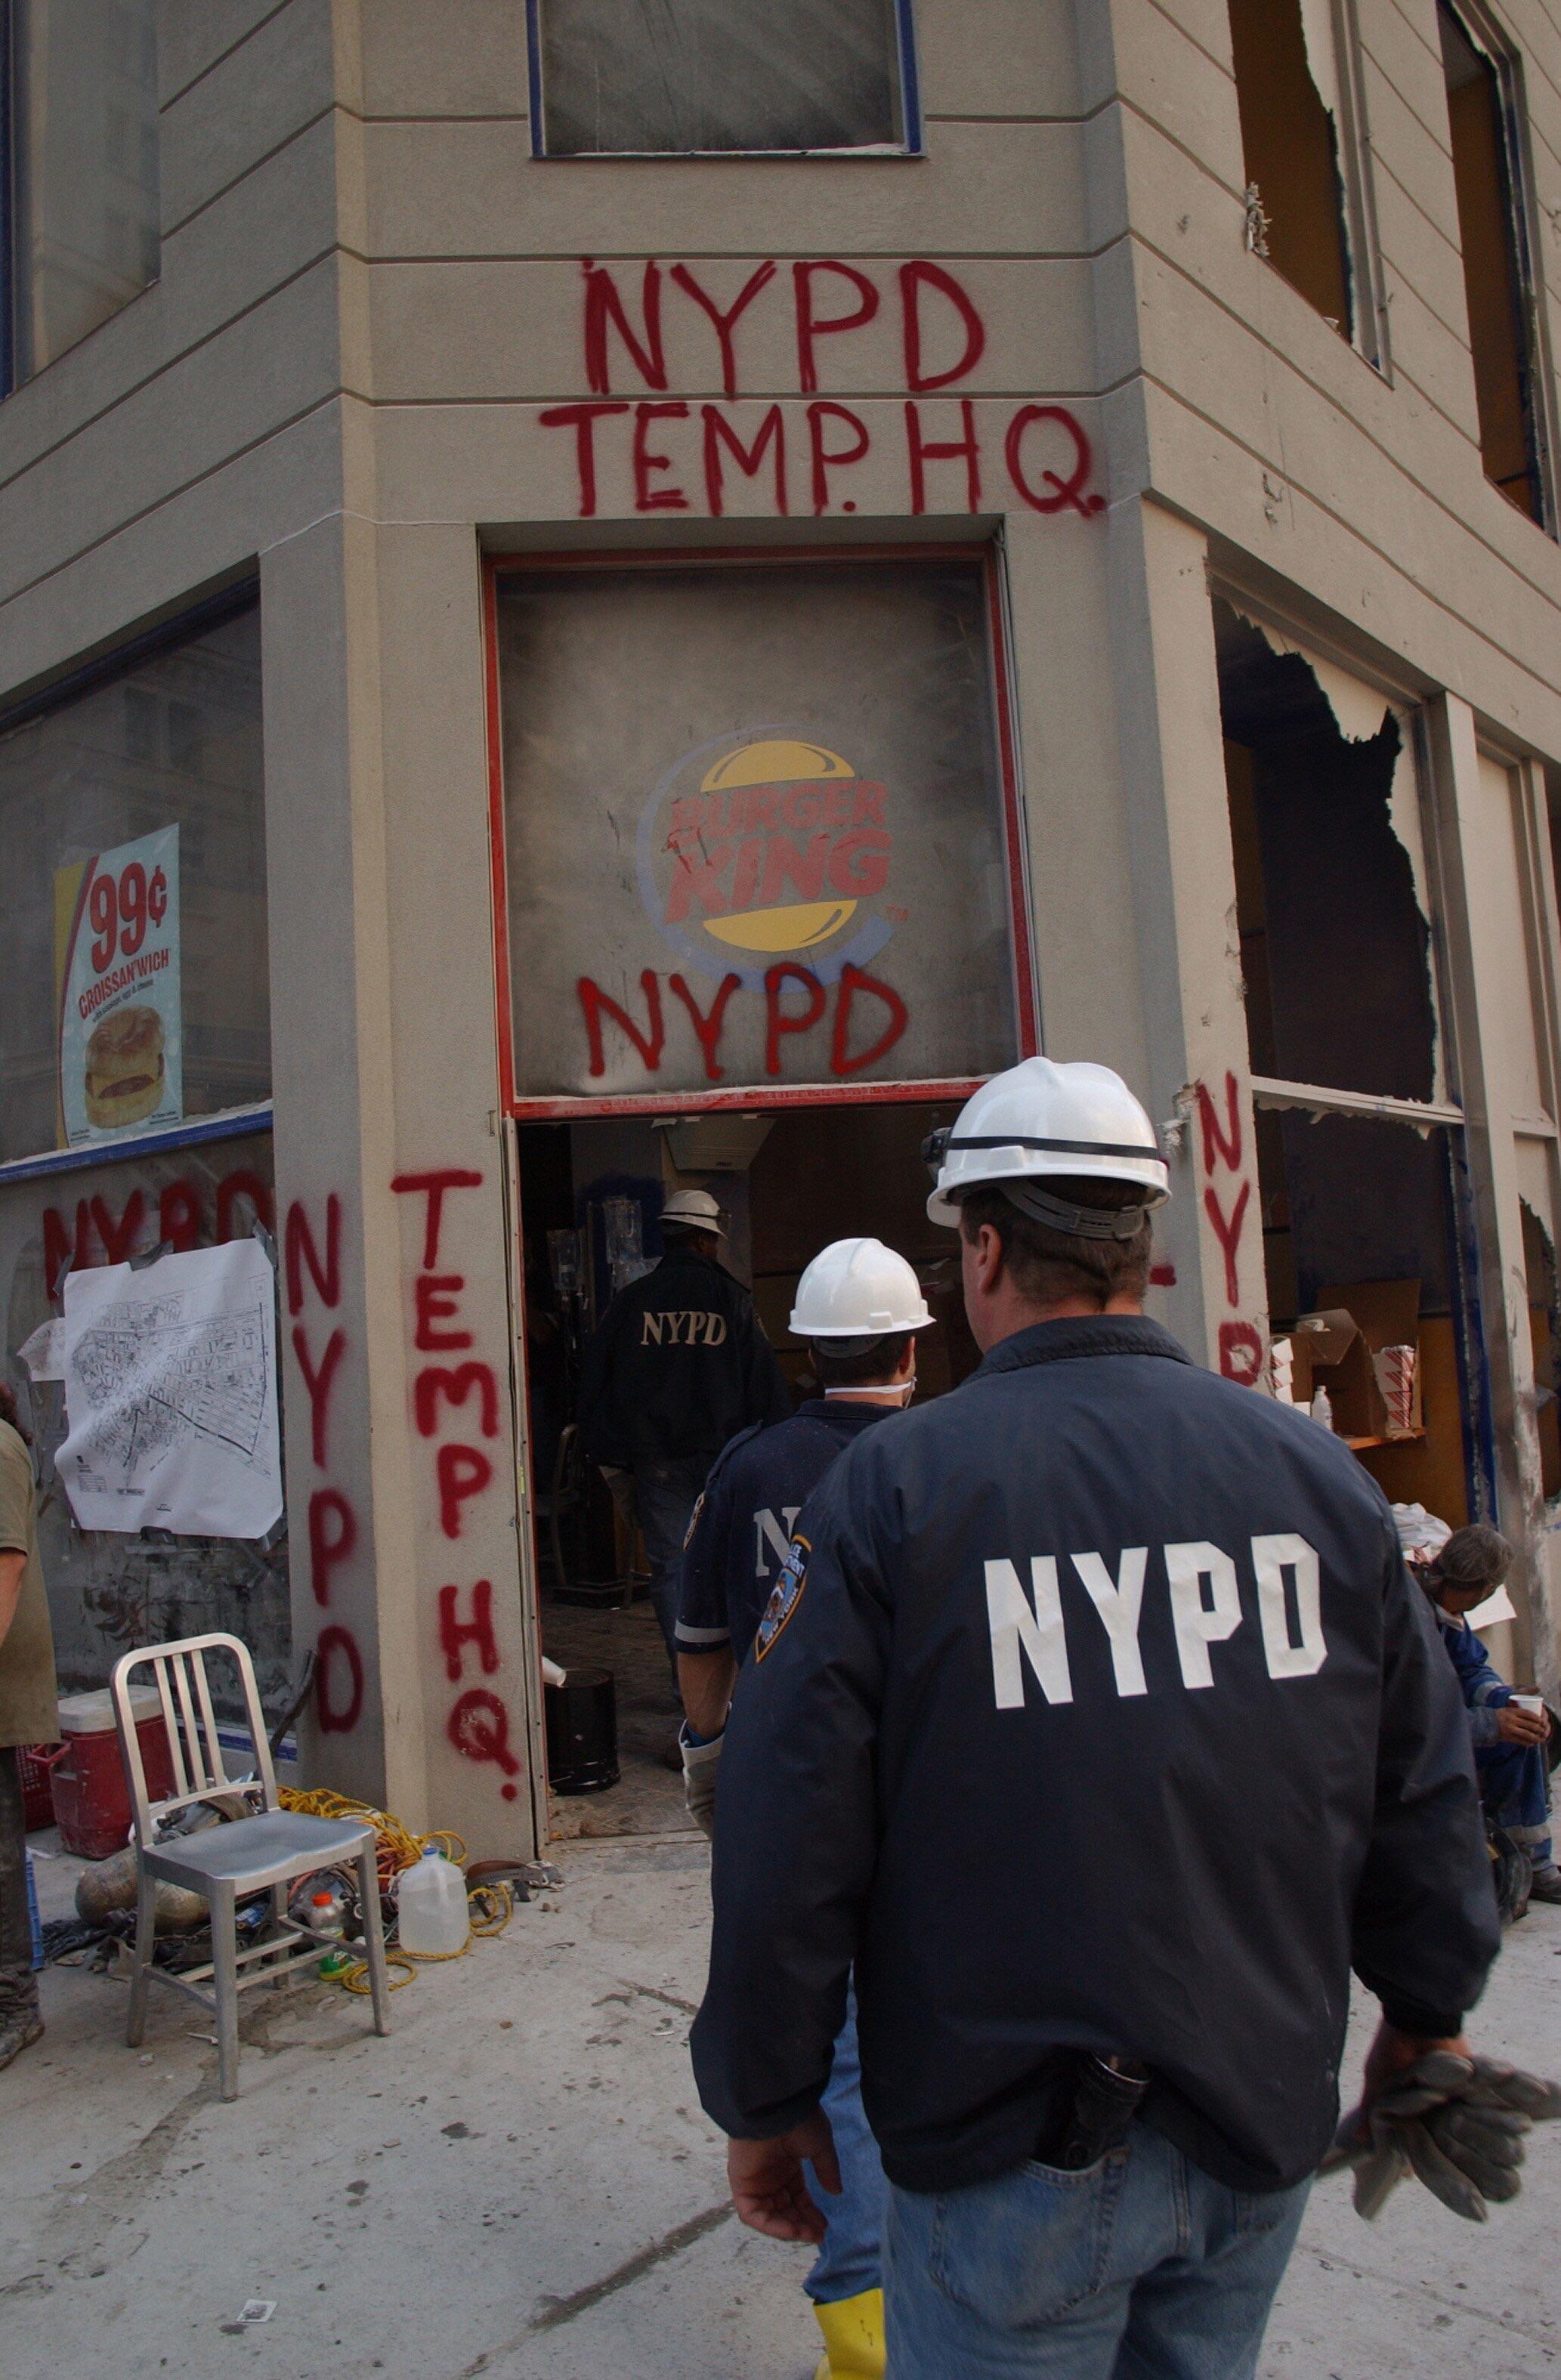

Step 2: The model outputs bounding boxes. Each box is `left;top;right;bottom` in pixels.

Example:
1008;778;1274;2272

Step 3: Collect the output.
1321;2051;1561;2221
679;1724;722;1839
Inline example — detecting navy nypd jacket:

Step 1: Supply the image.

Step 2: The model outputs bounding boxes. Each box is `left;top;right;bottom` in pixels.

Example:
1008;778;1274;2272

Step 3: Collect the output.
576;1247;790;1471
690;1315;1498;2196
676;1400;900;1668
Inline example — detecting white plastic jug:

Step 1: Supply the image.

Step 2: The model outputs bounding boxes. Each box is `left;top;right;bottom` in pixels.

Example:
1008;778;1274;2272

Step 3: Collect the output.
398;1846;469;1955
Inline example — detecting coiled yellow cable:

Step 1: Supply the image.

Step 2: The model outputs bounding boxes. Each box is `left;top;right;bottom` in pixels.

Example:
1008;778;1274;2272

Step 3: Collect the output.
278;1788;511;1989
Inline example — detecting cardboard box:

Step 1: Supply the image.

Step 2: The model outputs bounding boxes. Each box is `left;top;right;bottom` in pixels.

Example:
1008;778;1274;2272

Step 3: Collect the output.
1303;1279;1423;1443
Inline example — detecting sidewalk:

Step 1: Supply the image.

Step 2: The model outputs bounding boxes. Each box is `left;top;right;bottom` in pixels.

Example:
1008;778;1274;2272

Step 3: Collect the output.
2;1830;1558;2380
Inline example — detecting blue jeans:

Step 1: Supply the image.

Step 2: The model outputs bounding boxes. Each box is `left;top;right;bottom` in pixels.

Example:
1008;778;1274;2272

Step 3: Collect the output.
883;2122;1309;2378
1477;1741;1554;1867
805;1991;888;2304
633;1457;709;1671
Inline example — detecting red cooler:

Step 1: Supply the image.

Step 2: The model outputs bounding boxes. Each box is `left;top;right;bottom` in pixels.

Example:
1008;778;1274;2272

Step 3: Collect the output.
50;1687;178;1860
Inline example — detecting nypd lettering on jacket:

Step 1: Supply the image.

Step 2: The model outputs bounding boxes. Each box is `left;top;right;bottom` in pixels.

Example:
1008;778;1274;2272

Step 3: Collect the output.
985;1534;1322;1707
640;1307;728;1346
692;1312;1498;2205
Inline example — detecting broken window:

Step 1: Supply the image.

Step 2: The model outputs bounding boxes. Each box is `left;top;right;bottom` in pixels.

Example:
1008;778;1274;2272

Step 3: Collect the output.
1227;0;1361;338
531;0;919;158
1438;5;1547;524
1217;600;1489;1527
1522;1198;1561;1501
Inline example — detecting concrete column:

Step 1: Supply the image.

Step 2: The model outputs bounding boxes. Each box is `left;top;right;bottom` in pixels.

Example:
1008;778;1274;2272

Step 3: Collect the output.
372;521;539;1857
1427;694;1558;1696
261;503;428;1819
1103;498;1269;1380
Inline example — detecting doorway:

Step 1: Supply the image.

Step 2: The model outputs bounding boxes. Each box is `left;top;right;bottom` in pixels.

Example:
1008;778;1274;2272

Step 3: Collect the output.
513;1096;975;1840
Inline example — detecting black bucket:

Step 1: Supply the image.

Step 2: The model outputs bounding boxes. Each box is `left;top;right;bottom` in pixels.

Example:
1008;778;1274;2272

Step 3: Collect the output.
545;1668;620;1794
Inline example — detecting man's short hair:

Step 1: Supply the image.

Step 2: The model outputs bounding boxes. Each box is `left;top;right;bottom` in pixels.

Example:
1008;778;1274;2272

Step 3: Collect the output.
957;1179;1154;1309
1429;1522;1512;1594
811;1329;914;1389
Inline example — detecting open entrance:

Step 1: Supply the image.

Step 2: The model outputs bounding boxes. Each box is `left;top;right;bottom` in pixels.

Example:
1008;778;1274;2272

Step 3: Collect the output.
513;1099;978;1839
485;542;1034;1840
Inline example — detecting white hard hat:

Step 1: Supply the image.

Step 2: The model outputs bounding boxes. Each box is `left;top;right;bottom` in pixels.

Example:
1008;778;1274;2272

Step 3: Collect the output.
789;1238;934;1338
660;1187;726;1239
924;1058;1170;1232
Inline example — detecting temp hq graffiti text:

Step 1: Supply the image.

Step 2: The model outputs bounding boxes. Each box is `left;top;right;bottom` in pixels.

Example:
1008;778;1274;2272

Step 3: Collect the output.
539;258;1105;521
391;1169;524;1804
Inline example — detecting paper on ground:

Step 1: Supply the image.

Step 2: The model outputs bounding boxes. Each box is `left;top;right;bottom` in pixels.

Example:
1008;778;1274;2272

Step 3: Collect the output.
55;1241;282;1538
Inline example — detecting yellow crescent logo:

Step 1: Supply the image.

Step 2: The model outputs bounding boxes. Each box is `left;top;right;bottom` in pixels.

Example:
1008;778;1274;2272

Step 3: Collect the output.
697;741;859;952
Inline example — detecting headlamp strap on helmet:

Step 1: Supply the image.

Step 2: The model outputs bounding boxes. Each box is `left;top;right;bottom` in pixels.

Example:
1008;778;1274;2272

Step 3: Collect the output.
1000;1179;1150;1242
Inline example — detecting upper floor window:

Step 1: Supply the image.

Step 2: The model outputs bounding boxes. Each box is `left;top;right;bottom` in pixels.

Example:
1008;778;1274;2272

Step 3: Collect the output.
1438;5;1548;525
529;0;921;159
3;0;160;389
1226;0;1377;356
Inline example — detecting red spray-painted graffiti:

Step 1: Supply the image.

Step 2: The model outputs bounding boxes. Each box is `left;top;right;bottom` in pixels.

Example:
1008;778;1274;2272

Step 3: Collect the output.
42;1168;276;1300
1195;1074;1265;1388
286;1192;366;1734
539;258;1107;521
576;963;908;1083
391;1170;522;1804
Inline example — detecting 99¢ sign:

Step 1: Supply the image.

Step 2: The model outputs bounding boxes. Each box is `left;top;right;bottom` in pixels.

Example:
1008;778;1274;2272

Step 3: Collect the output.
56;824;184;1148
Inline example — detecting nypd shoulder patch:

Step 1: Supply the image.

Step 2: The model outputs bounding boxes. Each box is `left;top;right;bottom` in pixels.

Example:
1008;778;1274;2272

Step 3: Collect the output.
754;1534;809;1661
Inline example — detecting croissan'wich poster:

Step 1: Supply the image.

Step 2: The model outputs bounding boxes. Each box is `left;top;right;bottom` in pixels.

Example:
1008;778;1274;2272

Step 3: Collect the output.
55;826;184;1148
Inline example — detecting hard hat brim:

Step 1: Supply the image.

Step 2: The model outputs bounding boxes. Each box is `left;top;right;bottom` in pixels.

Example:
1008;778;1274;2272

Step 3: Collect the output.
788;1312;936;1337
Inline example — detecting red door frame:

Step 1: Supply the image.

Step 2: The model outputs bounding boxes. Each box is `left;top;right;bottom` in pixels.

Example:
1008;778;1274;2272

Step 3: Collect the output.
481;539;1040;1124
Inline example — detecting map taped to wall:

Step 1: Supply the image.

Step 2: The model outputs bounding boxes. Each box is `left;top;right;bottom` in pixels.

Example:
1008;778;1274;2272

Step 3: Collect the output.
54;1240;282;1539
55;824;183;1148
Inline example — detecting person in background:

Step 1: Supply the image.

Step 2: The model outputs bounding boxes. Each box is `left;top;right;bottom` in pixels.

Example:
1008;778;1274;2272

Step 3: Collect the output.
0;1380;58;2069
677;1238;935;2380
1420;1523;1559;1905
577;1188;791;1672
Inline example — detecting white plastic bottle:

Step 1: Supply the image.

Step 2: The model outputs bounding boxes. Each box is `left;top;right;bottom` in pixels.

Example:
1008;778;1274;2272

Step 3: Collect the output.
1310;1384;1333;1432
398;1845;469;1955
308;1885;345;1941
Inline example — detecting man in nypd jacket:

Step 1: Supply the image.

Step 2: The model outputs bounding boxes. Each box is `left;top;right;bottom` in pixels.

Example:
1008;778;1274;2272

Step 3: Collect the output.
691;1056;1498;2380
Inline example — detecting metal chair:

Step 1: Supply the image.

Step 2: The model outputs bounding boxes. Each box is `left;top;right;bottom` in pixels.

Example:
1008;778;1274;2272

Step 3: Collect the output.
109;1632;390;2099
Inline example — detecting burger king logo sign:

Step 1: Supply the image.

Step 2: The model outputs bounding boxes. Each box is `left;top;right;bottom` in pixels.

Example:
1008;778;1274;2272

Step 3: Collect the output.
638;729;895;984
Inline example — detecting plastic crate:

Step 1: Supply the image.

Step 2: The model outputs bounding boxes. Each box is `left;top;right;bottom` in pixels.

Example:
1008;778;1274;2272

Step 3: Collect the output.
17;1744;58;1833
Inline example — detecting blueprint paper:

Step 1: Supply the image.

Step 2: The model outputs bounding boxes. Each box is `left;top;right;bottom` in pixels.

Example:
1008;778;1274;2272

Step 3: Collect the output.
56;1241;282;1538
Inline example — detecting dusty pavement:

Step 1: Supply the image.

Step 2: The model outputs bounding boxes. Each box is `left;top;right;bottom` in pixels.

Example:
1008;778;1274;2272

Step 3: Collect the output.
2;1831;1558;2380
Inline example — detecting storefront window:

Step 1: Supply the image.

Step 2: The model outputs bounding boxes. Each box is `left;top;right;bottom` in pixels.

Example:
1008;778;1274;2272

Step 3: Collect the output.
6;0;161;384
0;1130;287;1706
493;556;1025;1104
531;0;917;157
0;600;269;1166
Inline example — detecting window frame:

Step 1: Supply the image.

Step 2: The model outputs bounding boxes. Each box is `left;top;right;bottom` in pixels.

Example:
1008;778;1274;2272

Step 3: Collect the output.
0;0;14;396
482;542;1038;1121
1229;0;1389;372
525;0;924;162
0;576;267;1172
1438;0;1557;534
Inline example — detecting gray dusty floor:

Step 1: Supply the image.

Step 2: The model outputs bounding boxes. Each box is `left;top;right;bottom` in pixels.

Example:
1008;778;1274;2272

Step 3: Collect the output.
540;1596;694;1841
2;1829;1559;2380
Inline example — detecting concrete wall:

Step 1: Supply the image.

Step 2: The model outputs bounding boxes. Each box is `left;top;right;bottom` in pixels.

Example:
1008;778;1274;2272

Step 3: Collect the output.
5;0;1561;1842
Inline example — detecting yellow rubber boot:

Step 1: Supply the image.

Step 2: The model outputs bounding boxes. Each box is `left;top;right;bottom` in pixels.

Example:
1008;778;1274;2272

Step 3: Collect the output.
812;2288;886;2379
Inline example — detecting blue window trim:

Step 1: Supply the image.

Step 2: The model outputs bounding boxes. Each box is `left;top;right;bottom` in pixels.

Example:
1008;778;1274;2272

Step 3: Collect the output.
0;574;258;737
0;0;14;397
0;1102;274;1188
527;0;924;159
